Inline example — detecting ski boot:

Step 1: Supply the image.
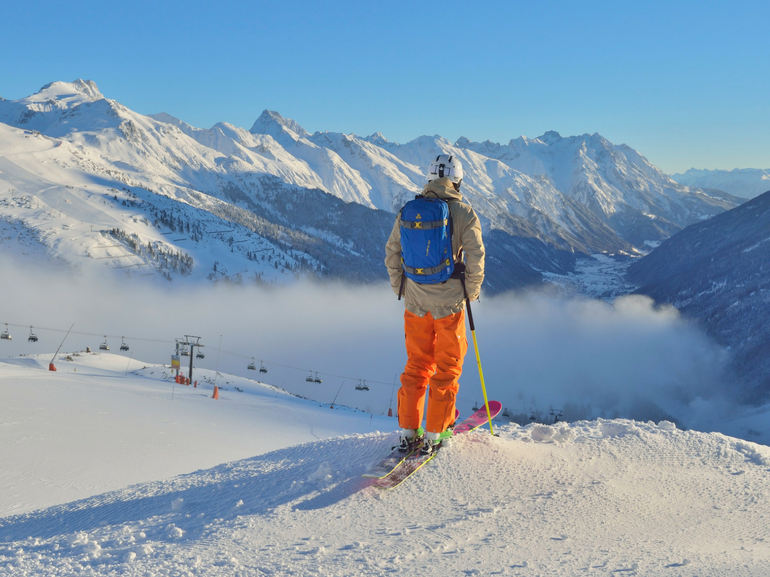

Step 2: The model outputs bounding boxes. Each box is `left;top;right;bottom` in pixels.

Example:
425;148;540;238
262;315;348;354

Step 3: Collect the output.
420;429;454;456
395;426;425;453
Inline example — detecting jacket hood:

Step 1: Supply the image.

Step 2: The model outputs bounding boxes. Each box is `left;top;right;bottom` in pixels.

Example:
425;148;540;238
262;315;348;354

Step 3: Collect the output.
423;177;463;202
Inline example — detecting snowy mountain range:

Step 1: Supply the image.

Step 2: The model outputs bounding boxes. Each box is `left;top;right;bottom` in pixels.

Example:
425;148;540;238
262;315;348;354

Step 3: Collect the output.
671;167;770;199
627;190;770;401
0;80;740;291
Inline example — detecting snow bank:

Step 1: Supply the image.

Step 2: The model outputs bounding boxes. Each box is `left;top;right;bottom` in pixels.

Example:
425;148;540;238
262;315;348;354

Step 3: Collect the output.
1;417;769;575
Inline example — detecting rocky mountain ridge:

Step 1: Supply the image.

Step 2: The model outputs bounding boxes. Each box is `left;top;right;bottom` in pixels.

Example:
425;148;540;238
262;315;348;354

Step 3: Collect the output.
0;79;741;291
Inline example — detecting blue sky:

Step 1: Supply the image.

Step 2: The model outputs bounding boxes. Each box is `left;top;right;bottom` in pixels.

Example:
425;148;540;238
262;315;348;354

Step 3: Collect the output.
1;0;767;173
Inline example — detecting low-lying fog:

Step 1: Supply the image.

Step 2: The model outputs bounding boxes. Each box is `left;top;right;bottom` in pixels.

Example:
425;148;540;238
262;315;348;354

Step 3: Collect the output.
0;257;743;434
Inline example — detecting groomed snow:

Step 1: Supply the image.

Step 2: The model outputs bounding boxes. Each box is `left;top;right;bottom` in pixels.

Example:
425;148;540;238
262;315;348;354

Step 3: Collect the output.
1;353;769;575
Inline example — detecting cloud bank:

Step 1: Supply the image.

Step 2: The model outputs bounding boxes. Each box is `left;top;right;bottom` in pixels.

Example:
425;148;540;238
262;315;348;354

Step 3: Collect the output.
0;257;736;430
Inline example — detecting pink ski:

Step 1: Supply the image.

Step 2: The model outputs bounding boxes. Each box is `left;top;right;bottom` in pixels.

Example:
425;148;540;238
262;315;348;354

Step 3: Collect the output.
452;400;501;435
363;409;459;479
370;401;501;490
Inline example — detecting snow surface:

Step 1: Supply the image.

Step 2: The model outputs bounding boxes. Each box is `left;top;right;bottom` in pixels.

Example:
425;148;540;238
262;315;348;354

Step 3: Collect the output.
2;353;770;575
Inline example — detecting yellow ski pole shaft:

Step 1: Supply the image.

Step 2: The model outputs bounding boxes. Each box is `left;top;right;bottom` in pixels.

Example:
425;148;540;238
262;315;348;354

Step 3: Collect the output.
464;294;494;435
469;324;494;435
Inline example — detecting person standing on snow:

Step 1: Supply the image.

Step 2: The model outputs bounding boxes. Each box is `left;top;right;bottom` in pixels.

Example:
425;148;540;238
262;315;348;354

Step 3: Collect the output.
384;154;485;456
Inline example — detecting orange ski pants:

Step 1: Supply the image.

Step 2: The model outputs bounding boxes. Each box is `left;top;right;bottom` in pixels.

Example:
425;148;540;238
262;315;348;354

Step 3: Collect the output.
398;309;468;434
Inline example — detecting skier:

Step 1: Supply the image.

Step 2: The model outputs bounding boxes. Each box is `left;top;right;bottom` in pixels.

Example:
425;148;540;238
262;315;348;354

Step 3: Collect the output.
385;154;485;456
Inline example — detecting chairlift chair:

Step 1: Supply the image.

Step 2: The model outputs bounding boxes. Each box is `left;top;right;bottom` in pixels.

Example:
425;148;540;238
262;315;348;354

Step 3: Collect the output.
472;402;479;411
502;407;511;418
355;380;364;391
361;380;369;391
99;336;110;351
247;358;257;370
28;326;38;343
196;350;205;359
120;337;129;351
180;344;190;357
529;411;537;421
313;372;322;384
1;324;11;341
306;371;315;383
259;361;267;374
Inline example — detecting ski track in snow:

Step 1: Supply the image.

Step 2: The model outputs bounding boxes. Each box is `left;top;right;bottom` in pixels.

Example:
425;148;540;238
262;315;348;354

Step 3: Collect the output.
2;421;770;575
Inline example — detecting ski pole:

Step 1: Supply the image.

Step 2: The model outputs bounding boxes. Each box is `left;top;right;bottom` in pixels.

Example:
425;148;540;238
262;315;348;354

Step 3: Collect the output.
460;277;494;435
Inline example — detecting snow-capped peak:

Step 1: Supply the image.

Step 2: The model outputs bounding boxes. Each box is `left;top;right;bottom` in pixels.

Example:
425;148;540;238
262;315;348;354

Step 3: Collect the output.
249;109;309;140
537;130;563;145
150;111;188;127
365;131;389;145
33;79;104;108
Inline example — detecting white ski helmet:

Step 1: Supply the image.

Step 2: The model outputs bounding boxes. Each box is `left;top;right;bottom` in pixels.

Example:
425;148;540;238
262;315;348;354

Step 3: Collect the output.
427;154;463;184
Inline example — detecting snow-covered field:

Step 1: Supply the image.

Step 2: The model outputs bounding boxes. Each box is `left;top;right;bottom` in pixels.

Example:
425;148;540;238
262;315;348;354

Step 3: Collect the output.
2;352;769;575
542;253;638;300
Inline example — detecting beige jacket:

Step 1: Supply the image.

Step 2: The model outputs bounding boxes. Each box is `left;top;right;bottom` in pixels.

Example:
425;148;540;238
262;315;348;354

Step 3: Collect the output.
385;177;485;318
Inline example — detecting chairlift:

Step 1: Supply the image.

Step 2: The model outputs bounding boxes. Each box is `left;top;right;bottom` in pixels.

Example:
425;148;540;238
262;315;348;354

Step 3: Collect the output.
247;357;257;370
28;326;38;343
313;372;322;384
180;344;190;357
120;337;129;351
99;336;110;351
259;361;267;374
529;411;537;421
1;324;11;341
502;407;511;418
472;402;479;411
306;371;315;383
355;379;368;391
361;380;369;391
196;349;205;359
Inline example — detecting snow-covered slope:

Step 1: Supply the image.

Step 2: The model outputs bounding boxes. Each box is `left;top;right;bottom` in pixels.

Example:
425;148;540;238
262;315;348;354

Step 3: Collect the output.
671;167;770;199
1;353;769;576
0;87;393;284
456;131;740;246
627;190;770;402
0;80;741;292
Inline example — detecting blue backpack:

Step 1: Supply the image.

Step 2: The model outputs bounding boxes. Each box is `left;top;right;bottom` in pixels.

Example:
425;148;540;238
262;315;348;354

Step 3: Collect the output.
399;195;455;286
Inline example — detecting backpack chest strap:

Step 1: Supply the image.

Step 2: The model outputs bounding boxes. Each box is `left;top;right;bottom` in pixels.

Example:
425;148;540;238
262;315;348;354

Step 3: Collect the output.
400;218;448;230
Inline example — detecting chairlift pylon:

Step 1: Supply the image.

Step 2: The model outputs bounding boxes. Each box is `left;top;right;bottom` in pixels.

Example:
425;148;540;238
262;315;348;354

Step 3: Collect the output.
1;324;11;341
28;326;38;343
120;336;129;351
99;335;110;351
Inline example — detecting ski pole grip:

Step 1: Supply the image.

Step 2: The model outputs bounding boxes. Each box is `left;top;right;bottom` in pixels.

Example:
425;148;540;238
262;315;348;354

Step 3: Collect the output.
460;278;476;331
